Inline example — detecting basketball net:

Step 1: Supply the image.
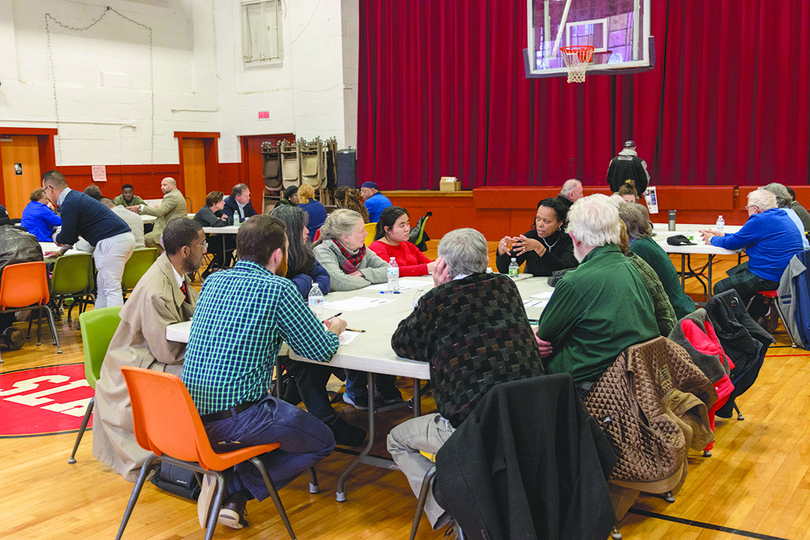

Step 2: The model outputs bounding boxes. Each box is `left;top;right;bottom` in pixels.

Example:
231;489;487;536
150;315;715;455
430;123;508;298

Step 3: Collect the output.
560;45;594;83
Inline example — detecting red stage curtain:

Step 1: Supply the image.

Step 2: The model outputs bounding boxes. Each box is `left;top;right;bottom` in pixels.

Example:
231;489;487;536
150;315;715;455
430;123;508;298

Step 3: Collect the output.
358;0;810;190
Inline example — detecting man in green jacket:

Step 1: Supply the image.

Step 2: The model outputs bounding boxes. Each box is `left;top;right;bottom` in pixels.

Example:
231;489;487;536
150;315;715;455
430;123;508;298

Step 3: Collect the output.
536;194;658;390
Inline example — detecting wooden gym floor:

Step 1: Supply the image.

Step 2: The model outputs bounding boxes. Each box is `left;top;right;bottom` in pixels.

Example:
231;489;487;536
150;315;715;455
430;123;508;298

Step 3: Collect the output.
1;243;810;539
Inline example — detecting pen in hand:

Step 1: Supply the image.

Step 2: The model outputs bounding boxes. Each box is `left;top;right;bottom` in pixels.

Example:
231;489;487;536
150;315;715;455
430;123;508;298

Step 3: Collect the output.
322;312;343;323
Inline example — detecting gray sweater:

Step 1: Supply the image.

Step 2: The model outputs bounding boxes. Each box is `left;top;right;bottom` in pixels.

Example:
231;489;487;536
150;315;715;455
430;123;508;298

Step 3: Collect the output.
313;240;389;291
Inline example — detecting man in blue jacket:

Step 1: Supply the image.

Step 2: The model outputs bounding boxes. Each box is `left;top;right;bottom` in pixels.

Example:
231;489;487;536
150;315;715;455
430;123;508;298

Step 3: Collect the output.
360;181;391;222
701;189;804;314
43;170;135;308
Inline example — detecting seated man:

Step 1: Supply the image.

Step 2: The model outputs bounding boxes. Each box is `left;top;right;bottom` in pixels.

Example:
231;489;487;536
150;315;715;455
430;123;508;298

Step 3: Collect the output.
360;181;391;222
700;189;804;313
130;177;187;249
387;228;545;530
786;186;810;233
182;214;346;530
222;183;258;223
93;218;204;481
83;185;103;200
556;178;583;215
101;198;145;249
762;183;809;249
21;188;61;241
536;194;659;388
114;184;146;207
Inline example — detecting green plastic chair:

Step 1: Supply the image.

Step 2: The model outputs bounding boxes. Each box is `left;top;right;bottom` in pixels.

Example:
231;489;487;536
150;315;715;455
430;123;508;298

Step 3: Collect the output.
69;306;123;464
122;248;158;299
50;252;94;325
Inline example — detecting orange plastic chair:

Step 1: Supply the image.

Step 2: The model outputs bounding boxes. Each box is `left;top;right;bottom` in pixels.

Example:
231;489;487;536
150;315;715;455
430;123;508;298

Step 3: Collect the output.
0;261;61;354
116;366;304;540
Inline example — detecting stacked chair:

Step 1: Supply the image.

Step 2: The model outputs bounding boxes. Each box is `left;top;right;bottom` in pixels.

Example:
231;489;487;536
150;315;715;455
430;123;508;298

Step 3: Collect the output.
262;137;339;208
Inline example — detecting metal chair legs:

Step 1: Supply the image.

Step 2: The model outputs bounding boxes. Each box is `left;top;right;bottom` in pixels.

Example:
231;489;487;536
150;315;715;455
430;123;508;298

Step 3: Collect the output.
68;397;94;463
409;465;437;540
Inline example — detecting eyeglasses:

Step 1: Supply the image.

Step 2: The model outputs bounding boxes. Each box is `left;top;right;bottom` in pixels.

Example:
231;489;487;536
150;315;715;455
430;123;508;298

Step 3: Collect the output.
745;205;759;211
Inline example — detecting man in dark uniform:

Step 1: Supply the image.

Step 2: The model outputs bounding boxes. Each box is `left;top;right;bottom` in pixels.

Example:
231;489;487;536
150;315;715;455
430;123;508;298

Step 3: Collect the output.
606;140;650;194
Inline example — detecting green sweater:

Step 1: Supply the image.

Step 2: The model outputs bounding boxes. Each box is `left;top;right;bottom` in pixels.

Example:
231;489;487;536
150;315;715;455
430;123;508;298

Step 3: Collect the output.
537;244;659;383
629;236;696;319
113;194;146;207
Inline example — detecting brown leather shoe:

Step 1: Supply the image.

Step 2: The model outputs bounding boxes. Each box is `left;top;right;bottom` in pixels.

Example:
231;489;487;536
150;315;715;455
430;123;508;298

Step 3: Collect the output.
218;493;248;529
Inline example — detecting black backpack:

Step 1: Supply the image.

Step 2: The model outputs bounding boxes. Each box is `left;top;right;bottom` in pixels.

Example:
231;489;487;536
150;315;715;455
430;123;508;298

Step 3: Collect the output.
150;463;201;501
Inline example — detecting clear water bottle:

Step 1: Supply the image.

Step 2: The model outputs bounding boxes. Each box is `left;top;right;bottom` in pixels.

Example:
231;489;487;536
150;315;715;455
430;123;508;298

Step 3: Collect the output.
508;258;519;278
233;213;240;227
308;282;323;318
716;215;725;232
387;257;400;293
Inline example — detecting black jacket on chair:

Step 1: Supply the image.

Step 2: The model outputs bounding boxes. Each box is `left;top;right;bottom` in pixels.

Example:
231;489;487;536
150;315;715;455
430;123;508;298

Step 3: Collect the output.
435;375;616;540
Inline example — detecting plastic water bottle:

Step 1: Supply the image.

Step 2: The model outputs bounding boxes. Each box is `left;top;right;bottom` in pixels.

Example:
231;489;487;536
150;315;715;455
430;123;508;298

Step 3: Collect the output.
508;258;519;278
716;215;725;232
387;257;400;293
308;283;323;318
233;213;240;227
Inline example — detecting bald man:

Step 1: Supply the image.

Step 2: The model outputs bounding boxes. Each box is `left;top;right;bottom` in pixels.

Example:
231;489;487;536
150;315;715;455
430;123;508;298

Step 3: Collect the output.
129;177;188;249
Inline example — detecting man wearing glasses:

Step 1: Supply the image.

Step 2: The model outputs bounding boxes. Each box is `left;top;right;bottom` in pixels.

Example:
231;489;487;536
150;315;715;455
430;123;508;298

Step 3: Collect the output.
92;218;206;481
42;170;135;308
700;189;804;317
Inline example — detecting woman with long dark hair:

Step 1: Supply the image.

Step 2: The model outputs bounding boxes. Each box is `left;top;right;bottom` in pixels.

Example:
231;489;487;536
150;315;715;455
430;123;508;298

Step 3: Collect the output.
270;205;330;298
369;206;434;276
334;186;370;223
495;197;577;277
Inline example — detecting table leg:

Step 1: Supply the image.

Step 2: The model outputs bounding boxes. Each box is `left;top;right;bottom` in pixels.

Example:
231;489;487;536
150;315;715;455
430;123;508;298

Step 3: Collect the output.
412;378;421;417
680;254;686;289
707;254;714;296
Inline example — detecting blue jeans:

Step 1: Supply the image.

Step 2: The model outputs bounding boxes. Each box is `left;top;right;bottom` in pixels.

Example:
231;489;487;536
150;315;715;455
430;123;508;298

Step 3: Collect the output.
203;394;336;500
344;369;397;400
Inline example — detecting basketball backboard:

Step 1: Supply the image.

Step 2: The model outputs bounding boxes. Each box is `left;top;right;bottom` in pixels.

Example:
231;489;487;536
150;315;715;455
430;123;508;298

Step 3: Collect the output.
524;0;654;79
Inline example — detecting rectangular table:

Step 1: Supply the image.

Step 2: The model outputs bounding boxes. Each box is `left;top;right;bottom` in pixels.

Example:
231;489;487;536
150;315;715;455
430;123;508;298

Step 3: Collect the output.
166;274;554;500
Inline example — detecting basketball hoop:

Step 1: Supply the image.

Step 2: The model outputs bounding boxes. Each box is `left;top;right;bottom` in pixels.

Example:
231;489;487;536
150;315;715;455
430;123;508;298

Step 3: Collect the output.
560;45;594;83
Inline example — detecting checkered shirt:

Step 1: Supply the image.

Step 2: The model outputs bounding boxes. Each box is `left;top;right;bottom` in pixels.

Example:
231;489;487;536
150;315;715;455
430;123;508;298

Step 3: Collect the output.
181;260;339;416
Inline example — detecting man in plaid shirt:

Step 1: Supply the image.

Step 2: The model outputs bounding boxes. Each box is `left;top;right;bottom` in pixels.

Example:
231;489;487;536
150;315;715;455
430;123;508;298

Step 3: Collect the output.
182;214;347;530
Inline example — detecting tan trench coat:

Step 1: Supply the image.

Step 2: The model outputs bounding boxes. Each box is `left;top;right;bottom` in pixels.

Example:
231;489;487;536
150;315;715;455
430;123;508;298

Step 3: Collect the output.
92;253;198;481
141;187;188;247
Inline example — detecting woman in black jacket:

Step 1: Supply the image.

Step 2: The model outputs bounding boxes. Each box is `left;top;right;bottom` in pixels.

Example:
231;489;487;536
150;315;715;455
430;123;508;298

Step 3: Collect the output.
495;197;578;277
193;191;233;276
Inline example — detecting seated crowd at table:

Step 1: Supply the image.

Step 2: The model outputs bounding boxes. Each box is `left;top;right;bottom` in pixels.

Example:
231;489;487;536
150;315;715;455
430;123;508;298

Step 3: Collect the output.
6;169;810;535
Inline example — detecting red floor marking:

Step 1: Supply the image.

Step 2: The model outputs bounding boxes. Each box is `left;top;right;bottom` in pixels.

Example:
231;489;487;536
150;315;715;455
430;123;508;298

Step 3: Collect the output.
0;364;93;437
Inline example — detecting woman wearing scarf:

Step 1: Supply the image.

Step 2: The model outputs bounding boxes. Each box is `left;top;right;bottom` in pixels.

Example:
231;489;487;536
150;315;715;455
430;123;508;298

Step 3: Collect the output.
314;209;388;290
314;209;400;409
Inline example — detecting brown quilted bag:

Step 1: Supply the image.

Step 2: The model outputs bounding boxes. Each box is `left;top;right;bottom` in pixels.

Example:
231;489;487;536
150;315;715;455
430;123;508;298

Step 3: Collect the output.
583;337;716;493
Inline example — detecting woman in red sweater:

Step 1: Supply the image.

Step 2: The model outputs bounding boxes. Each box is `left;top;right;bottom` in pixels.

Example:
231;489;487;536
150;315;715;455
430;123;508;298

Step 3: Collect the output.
369;206;436;276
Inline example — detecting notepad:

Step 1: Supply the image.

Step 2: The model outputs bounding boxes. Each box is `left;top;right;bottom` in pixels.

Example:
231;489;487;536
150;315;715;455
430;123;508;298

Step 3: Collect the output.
531;291;553;299
322;297;396;312
365;280;434;292
339;331;361;346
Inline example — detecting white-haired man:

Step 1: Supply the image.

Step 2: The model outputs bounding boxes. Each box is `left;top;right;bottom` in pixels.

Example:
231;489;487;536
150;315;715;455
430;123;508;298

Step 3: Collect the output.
536;194;658;388
387;228;545;530
700;189;804;311
556;178;583;214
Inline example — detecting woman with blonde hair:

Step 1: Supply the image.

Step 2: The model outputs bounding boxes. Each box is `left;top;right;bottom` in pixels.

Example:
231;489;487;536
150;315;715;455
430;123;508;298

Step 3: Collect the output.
334;186;370;223
297;184;327;240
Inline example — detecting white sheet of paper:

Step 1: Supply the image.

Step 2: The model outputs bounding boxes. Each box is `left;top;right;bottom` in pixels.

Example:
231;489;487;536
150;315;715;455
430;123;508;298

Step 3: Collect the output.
339;331;361;346
531;291;553;299
523;299;548;308
364;280;434;292
322;296;396;312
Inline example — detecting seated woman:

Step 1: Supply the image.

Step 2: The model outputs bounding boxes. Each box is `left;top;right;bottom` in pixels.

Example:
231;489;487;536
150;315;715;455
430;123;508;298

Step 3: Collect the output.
276;185;299;207
314;209;399;409
297;185;327;240
618;180;640;203
334;186;370;223
618;203;696;319
21;188;61;241
193;191;233;277
369;206;435;276
495;198;577;277
270;205;366;446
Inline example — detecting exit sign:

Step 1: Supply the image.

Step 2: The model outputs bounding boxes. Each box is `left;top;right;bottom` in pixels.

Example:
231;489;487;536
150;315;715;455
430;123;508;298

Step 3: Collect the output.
258;111;270;119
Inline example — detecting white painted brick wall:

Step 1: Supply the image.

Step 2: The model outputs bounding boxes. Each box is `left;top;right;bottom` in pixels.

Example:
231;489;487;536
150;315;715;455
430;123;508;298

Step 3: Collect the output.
0;0;359;167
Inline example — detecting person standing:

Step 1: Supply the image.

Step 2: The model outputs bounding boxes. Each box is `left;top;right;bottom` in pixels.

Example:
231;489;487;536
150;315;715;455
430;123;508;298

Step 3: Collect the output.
606;140;650;195
130;177;187;249
43;170;135;308
93;218;205;481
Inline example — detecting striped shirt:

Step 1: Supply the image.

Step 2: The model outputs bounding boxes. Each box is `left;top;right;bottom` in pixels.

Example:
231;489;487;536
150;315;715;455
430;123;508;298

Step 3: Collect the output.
181;260;339;416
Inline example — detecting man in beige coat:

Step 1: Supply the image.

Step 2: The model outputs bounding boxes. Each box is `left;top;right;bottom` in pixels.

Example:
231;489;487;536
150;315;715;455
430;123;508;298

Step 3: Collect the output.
131;177;188;249
92;218;206;481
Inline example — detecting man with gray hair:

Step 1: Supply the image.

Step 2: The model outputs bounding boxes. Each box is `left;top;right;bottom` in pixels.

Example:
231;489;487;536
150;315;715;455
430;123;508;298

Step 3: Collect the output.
763;183;809;249
700;189;804;312
557;178;583;214
223;183;258;222
536;194;658;387
388;227;544;530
